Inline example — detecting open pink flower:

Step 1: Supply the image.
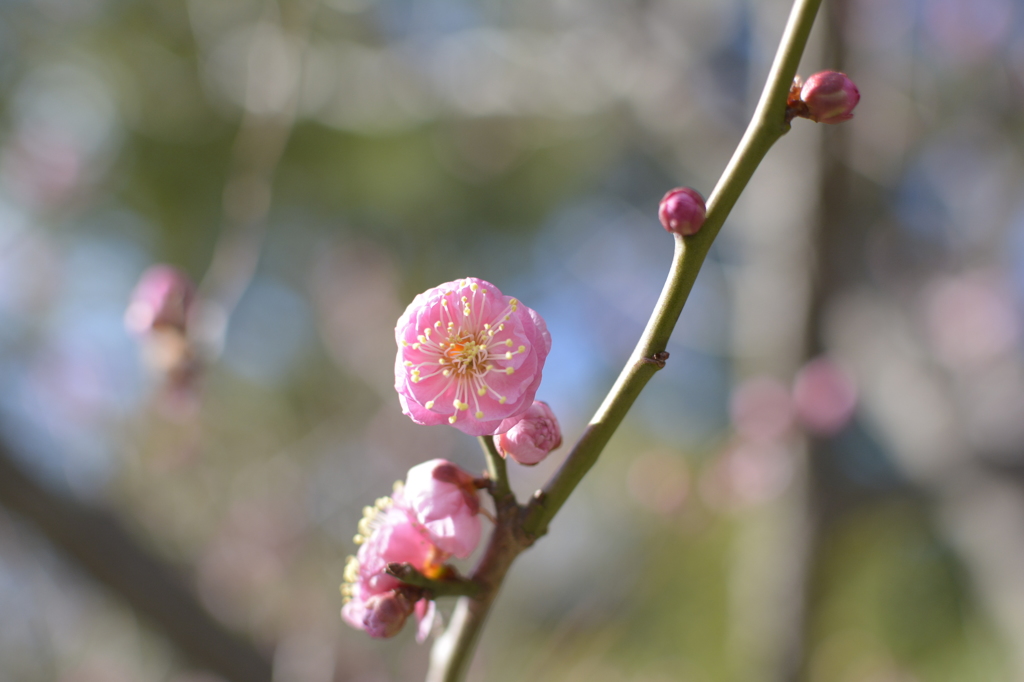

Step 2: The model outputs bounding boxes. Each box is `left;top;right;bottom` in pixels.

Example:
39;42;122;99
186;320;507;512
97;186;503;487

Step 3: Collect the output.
497;401;562;465
403;459;482;558
341;492;444;638
395;278;551;436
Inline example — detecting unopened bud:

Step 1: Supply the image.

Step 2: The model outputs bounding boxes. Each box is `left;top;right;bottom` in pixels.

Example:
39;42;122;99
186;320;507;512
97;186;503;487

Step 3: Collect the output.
658;187;706;236
362;590;416;638
798;71;860;124
125;265;196;335
497;401;562;466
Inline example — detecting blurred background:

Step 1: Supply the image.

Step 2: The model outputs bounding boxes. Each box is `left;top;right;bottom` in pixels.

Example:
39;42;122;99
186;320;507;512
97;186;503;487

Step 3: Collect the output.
1;0;1023;680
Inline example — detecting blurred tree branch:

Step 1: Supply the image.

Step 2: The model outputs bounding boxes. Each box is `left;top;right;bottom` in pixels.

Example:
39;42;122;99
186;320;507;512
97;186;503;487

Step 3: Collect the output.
0;436;273;682
193;0;319;357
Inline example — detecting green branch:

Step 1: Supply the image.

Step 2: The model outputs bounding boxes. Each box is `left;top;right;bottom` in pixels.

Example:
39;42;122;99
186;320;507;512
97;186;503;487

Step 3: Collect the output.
478;435;512;501
385;563;482;598
522;0;823;537
426;0;825;678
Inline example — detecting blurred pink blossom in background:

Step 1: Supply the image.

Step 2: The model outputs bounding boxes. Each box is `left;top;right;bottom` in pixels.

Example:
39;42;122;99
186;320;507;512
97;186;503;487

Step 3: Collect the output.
730;376;794;442
792;357;858;436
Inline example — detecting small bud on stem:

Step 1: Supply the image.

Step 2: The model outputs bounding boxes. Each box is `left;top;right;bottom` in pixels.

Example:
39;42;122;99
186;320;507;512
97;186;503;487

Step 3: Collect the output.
658;188;706;236
787;71;860;124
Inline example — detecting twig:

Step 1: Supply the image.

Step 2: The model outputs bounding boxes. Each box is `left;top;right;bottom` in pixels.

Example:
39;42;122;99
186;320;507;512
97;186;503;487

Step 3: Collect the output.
478;436;512;501
521;0;824;538
386;563;482;598
426;0;825;678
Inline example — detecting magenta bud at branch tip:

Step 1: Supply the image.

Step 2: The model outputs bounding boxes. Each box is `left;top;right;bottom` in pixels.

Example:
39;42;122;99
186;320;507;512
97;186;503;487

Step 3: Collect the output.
799;71;860;124
658;187;706;236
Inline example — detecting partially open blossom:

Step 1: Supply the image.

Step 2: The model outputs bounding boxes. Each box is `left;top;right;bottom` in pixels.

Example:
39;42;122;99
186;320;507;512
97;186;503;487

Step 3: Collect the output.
658;187;706;236
124;265;196;336
341;491;444;638
497;401;562;465
798;71;860;124
395;277;551;436
403;459;482;558
792;357;857;436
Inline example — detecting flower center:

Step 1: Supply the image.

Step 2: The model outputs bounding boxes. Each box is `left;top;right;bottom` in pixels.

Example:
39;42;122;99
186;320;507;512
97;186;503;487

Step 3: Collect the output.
442;333;488;375
401;281;529;424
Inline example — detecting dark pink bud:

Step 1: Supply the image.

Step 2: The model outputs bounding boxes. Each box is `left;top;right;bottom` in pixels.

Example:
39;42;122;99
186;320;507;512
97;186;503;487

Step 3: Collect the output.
799;71;860;124
658;187;706;236
125;265;196;335
496;401;562;466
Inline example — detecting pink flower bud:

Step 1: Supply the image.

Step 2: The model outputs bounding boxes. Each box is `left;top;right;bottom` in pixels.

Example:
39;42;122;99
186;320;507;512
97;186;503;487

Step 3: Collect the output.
791;357;857;436
124;265;196;335
799;71;860;124
395;277;551;436
496;401;562;465
658;187;706;236
350;590;417;639
403;459;482;558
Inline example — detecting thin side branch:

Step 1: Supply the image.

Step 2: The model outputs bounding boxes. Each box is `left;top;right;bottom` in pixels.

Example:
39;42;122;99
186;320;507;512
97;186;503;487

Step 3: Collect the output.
478;436;512;502
386;563;482;598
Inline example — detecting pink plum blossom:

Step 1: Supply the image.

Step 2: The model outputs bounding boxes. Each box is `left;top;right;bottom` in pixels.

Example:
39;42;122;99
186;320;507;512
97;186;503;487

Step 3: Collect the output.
341;492;443;638
124;265;196;335
395;277;551;436
497;401;562;465
403;459;482;558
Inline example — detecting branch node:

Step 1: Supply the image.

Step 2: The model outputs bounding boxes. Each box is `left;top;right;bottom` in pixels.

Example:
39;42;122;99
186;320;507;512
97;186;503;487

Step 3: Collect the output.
641;351;670;369
386;563;482;598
